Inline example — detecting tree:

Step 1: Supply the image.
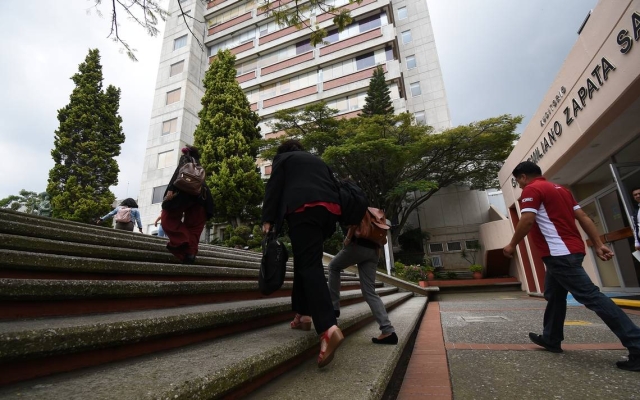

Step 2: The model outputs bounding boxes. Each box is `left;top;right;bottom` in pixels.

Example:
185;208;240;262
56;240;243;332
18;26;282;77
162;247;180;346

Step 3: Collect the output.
259;0;363;45
261;104;521;243
88;0;169;61
360;65;393;117
194;49;264;227
47;49;125;223
324;114;522;243
0;190;41;213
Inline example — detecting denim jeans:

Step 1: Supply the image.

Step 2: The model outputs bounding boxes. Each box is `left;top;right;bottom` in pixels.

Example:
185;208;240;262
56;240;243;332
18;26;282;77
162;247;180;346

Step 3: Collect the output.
328;243;395;335
542;253;640;354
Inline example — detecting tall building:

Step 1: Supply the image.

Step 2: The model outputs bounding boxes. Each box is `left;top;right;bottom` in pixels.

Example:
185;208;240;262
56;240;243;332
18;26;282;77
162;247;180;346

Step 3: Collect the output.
138;0;452;237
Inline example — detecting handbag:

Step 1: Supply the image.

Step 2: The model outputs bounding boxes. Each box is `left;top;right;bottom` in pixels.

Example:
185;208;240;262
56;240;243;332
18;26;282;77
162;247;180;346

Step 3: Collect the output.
258;229;288;296
354;207;390;246
173;157;205;196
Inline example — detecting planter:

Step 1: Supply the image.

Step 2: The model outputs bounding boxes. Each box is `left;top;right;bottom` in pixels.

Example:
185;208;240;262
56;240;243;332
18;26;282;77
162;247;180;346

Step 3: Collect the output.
426;272;435;280
418;280;428;287
473;271;483;279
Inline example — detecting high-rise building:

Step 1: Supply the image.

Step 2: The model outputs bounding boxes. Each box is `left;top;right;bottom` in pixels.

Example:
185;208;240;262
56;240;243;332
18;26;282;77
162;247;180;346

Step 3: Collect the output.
138;0;452;237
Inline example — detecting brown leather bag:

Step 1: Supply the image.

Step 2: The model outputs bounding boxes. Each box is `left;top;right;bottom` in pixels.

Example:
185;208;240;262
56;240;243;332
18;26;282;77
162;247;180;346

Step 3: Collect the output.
354;207;390;246
173;157;205;196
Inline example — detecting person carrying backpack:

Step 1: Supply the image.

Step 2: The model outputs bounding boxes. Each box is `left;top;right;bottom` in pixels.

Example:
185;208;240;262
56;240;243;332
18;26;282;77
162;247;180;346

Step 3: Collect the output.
97;198;143;233
328;209;398;345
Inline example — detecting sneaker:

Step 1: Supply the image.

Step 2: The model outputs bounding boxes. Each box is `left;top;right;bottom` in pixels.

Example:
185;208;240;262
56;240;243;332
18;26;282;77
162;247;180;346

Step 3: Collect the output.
528;332;563;353
616;354;640;371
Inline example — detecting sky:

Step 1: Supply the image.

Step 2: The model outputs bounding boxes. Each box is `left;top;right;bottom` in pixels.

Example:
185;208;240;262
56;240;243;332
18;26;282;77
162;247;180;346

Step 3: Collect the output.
0;0;599;200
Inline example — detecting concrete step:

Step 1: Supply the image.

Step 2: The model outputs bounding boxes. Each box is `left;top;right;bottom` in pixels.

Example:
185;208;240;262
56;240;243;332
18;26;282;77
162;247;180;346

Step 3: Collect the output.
0;248;357;281
245;296;428;400
0;291;412;391
0;278;373;319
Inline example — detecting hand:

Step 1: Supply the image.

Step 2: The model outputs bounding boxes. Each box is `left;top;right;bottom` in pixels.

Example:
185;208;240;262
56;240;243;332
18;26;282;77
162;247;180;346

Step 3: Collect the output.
96;219;102;225
154;221;158;227
163;191;175;201
595;244;614;261
262;222;271;234
343;237;351;247
503;244;516;258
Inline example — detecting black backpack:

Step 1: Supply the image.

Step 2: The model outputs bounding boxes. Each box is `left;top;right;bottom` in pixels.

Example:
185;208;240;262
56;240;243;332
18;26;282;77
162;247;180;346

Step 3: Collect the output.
336;179;369;226
258;230;289;296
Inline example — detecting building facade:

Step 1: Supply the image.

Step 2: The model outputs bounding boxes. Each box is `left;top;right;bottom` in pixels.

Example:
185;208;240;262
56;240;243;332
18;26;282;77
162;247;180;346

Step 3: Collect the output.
482;0;640;294
138;0;454;236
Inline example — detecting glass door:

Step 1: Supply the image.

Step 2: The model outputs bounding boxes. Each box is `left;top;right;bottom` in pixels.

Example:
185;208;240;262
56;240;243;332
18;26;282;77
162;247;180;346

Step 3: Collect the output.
608;163;640;290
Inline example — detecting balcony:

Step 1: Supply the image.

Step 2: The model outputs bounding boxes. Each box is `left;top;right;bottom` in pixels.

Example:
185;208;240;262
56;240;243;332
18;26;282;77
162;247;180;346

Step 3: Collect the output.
316;0;378;23
260;50;315;76
208;11;253;36
323;64;386;91
262;85;319;108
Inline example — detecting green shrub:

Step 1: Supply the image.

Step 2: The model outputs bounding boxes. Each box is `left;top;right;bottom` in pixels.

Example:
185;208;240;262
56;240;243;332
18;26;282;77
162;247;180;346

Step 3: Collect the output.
446;271;458;279
394;261;406;276
403;265;423;283
469;264;483;272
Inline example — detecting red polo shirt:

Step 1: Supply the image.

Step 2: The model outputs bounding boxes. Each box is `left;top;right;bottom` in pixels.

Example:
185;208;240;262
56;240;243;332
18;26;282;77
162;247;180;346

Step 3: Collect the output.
519;177;585;257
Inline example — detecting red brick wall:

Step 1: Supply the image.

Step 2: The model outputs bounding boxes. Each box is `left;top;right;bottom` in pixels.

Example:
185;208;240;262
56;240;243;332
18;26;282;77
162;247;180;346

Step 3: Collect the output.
261;51;314;76
207;0;228;9
250;102;258;111
259;21;310;45
208;12;252;36
237;71;256;84
323;64;385;91
320;28;382;56
263;86;318;108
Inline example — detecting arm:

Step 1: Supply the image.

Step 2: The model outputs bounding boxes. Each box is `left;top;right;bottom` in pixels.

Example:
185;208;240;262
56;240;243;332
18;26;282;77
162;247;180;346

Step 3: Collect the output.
99;207;118;222
133;209;143;232
343;226;357;246
503;212;536;258
574;208;613;261
154;215;162;226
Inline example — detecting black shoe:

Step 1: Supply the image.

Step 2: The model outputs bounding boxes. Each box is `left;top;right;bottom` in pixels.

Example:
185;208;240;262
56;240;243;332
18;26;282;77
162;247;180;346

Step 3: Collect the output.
183;254;196;265
372;332;398;345
528;332;562;353
334;309;340;318
616;354;640;371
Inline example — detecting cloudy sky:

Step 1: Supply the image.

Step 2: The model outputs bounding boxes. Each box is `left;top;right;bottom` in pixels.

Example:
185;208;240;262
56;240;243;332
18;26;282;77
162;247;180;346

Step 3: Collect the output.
0;0;598;200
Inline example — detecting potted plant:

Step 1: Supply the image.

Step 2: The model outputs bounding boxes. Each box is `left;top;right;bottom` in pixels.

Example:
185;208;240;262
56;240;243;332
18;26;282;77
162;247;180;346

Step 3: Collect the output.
469;264;483;279
403;265;423;285
424;266;435;281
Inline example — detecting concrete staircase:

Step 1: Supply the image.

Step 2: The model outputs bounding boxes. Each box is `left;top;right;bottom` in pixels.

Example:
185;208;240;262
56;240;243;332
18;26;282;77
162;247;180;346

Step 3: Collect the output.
0;208;428;399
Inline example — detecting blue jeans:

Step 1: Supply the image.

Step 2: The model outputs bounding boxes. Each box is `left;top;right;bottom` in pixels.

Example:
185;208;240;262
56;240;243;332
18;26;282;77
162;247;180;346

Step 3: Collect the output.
542;253;640;354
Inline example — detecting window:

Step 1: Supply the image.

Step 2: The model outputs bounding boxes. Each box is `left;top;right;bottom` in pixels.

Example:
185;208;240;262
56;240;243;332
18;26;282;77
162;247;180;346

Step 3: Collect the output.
446;241;462;252
410;82;421;97
236;59;257;76
166;88;181;104
430;255;442;268
296;39;312;55
355;52;375;70
157;150;174;169
170;60;184;77
465;240;480;250
174;35;187;50
162;118;178;135
152;185;168;204
398;6;407;20
385;46;393;61
401;30;412;44
414;111;426;125
429;243;444;253
406;55;416;69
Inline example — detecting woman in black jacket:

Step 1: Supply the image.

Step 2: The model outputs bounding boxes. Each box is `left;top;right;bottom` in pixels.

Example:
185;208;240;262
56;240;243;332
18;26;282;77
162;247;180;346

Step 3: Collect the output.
262;139;344;368
161;146;214;264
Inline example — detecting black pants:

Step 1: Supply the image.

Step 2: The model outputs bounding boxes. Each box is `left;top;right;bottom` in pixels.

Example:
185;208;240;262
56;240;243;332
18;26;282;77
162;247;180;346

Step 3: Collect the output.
287;206;338;334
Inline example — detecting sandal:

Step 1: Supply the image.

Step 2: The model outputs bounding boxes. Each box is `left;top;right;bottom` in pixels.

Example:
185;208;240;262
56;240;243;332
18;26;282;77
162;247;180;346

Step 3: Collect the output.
317;326;344;368
290;314;312;331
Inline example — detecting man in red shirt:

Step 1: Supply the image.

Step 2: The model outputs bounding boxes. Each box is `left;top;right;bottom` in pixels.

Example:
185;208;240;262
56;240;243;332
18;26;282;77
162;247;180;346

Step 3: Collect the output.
503;161;640;371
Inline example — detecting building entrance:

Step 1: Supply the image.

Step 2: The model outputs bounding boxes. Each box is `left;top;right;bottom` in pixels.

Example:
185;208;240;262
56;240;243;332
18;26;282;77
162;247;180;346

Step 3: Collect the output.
580;163;640;291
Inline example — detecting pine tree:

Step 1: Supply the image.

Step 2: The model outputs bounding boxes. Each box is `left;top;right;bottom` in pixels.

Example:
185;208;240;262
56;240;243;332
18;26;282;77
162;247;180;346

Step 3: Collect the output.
360;65;394;117
47;49;125;223
194;49;264;226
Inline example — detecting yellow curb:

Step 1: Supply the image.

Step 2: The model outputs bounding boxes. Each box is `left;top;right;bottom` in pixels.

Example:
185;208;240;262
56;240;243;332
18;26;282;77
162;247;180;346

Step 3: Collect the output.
612;298;640;309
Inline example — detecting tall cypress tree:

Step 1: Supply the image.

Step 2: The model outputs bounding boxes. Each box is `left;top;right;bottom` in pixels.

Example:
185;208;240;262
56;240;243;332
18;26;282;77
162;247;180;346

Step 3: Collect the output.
360;65;394;117
47;49;125;223
194;49;264;226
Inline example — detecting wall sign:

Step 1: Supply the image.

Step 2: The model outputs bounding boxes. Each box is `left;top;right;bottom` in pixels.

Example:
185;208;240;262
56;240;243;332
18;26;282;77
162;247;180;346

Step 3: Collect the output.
525;10;640;166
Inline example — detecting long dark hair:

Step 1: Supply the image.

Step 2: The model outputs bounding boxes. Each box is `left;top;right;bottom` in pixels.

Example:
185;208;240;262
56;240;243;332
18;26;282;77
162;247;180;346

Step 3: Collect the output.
120;198;139;208
182;145;201;161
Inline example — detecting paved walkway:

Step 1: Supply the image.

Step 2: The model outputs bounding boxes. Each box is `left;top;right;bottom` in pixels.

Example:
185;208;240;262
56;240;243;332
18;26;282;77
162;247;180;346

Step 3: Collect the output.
398;291;640;400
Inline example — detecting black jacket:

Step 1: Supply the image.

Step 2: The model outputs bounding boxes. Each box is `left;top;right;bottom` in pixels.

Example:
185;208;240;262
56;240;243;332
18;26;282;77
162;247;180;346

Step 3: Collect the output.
262;151;340;225
163;155;215;219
